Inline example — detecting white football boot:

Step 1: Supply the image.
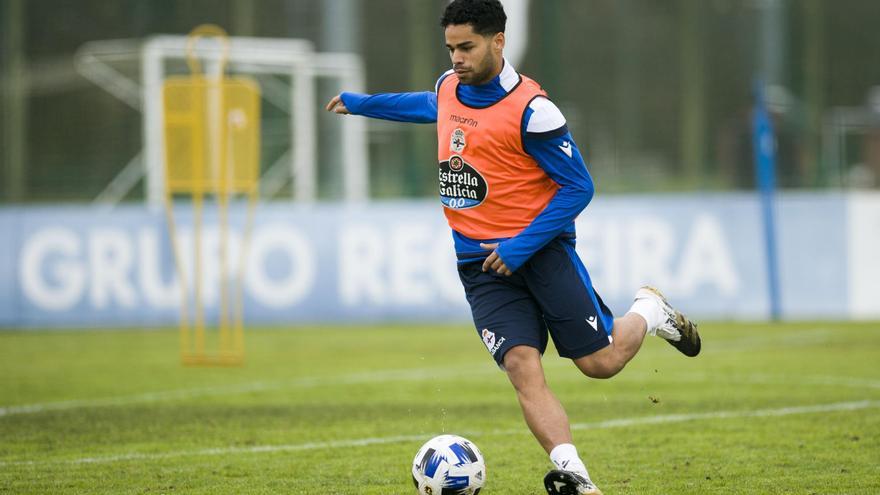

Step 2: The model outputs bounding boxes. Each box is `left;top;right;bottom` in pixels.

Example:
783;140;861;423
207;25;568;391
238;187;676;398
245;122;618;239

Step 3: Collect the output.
635;286;701;357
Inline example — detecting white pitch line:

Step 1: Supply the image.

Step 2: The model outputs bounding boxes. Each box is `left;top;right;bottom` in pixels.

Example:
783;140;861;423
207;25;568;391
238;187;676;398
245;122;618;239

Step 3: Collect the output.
794;375;880;390
0;324;868;419
4;362;879;418
1;434;431;468
2;399;877;468
711;373;880;391
568;399;880;430
0;364;496;418
0;326;847;418
698;328;834;354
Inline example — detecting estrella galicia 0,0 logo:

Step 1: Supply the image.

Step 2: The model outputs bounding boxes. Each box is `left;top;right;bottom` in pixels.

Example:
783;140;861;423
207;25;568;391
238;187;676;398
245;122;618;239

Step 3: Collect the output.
438;155;487;209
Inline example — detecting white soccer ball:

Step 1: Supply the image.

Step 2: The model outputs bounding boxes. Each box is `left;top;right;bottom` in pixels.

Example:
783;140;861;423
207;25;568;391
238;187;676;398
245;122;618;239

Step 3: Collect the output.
411;434;486;495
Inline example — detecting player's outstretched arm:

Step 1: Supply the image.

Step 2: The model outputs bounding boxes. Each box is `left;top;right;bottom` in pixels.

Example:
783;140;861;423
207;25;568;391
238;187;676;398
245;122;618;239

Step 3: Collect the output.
324;91;438;123
325;94;350;115
328;72;448;122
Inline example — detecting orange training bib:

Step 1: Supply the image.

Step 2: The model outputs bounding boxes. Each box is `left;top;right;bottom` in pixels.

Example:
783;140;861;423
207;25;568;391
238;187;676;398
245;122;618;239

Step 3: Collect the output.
437;74;559;239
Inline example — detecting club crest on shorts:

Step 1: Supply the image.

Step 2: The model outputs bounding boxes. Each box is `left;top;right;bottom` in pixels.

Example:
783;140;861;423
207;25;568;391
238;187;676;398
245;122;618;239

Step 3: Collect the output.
482;328;495;347
481;328;505;356
450;128;466;153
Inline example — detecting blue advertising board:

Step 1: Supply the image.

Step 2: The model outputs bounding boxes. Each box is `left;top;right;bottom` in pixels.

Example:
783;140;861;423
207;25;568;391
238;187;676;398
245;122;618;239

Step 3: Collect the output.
0;192;871;328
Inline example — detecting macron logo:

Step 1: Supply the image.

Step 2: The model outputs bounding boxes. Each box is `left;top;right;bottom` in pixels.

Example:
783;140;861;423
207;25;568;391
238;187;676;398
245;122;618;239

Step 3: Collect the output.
559;141;572;158
586;315;598;332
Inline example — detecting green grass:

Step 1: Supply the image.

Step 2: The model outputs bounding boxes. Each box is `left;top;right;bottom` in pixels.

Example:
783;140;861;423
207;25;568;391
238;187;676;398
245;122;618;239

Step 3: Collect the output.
1;322;879;494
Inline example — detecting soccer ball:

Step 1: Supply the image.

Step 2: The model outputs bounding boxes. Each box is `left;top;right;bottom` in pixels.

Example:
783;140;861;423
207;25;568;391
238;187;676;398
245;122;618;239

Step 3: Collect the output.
411;434;486;495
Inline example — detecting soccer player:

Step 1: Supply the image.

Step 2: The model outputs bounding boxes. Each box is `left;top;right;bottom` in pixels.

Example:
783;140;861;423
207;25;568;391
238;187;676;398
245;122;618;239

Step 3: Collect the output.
326;1;701;493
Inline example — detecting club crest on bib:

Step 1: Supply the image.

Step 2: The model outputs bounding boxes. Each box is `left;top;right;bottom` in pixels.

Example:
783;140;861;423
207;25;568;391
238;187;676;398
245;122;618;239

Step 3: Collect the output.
450;128;466;153
439;154;488;209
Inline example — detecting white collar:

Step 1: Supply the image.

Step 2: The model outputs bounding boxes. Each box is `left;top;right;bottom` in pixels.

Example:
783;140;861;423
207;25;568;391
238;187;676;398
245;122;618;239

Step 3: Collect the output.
499;58;519;92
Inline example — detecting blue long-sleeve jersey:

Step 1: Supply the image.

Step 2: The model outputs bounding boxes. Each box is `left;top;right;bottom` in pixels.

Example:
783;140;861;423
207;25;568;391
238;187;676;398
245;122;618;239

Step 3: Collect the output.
340;61;594;272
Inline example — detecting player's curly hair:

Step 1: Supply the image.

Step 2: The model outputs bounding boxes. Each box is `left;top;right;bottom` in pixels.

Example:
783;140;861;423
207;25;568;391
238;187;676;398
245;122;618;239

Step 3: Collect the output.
440;0;507;36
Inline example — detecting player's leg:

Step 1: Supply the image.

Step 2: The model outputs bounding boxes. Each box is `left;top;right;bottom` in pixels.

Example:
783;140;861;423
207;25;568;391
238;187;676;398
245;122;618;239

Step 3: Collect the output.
502;345;572;453
573;311;647;379
517;239;614;493
459;260;557;443
524;240;701;379
503;345;602;494
458;260;600;492
573;287;701;377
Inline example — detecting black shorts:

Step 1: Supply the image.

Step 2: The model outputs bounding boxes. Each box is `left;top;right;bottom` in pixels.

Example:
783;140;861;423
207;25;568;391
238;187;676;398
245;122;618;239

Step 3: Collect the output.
458;238;614;367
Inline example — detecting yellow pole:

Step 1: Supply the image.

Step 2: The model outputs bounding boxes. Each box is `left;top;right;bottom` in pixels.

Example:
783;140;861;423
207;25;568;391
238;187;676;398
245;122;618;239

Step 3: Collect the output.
192;80;206;360
193;189;205;358
235;186;258;360
218;147;231;358
165;193;191;362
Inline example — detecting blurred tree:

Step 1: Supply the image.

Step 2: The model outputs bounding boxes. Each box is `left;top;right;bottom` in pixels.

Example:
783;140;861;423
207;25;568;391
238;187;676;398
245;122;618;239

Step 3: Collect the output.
801;0;824;187
614;0;642;165
2;0;27;202
538;0;561;96
406;0;435;197
231;0;256;36
6;0;880;203
679;0;706;187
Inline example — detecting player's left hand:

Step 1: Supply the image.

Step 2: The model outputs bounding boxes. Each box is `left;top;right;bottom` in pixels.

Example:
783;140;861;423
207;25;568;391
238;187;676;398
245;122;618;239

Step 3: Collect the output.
480;243;512;276
325;94;350;114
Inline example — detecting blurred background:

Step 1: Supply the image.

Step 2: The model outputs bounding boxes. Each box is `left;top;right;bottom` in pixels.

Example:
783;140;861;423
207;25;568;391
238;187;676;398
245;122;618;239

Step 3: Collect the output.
4;0;880;203
2;0;880;328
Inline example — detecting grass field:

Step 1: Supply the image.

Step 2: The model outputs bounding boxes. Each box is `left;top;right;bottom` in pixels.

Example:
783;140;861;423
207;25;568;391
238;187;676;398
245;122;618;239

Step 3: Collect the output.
1;322;879;494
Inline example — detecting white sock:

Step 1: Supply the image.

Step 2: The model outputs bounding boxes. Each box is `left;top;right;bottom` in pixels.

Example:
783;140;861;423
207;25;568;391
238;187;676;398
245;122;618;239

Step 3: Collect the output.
549;443;590;479
628;297;664;336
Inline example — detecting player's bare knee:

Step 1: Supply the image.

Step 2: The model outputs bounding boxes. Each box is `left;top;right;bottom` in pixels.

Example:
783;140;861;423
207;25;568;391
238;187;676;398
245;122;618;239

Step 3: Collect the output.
503;346;544;391
575;355;622;379
503;346;536;370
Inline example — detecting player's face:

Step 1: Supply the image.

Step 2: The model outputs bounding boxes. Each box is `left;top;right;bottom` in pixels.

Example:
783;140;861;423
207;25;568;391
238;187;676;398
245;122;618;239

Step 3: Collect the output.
445;24;504;86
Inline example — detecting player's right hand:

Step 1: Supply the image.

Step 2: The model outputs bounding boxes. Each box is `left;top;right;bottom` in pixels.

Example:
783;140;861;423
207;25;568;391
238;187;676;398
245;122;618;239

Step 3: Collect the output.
325;94;350;115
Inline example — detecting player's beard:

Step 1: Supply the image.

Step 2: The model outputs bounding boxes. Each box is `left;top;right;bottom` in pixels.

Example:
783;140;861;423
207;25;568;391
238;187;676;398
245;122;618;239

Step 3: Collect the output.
461;50;498;86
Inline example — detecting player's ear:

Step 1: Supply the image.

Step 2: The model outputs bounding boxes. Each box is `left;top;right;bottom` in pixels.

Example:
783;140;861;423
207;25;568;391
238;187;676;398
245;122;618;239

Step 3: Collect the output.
492;32;505;53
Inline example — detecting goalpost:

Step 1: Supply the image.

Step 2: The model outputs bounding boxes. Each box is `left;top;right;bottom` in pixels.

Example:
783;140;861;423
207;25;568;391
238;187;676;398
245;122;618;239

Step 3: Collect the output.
76;30;369;207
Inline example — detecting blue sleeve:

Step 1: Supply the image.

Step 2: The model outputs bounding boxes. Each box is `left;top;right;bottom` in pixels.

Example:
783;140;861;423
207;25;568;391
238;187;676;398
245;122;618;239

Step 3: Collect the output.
494;128;594;273
340;91;438;124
